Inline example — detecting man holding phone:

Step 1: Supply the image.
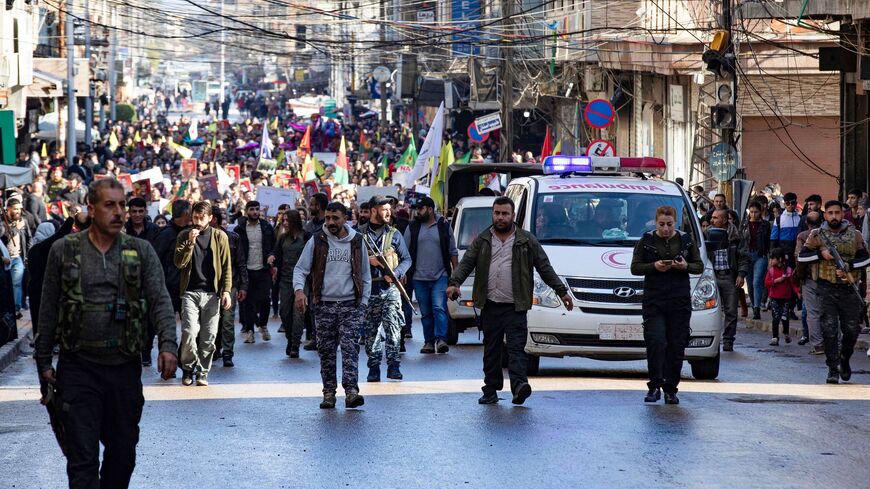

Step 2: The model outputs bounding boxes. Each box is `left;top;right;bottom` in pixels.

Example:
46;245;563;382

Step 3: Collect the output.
631;206;704;405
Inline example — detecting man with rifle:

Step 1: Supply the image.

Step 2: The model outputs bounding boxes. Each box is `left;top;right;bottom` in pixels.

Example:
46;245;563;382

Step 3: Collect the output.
799;200;870;384
359;195;412;382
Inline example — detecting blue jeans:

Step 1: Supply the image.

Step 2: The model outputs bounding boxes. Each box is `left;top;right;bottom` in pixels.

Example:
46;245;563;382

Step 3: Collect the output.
747;251;768;308
413;275;449;343
9;256;24;311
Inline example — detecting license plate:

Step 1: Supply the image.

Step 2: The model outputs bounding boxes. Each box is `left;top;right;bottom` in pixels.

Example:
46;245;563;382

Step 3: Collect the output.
598;324;644;341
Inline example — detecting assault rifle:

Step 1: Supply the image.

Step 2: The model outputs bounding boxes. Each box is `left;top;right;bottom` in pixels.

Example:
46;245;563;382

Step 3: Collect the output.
40;380;67;456
363;232;419;316
817;230;865;304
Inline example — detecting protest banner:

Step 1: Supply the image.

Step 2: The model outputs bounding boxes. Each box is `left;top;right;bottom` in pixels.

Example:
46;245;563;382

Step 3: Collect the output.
131;179;151;199
257;186;299;217
226;165;241;183
356;185;398;204
117;174;134;194
199;175;221;200
181;159;198;180
131;166;164;185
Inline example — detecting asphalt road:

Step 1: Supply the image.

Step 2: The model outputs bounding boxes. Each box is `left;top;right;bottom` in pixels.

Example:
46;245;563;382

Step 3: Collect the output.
1;318;869;489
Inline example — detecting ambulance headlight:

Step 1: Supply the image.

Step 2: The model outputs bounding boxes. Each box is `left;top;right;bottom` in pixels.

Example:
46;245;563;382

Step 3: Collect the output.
692;268;719;311
533;272;563;308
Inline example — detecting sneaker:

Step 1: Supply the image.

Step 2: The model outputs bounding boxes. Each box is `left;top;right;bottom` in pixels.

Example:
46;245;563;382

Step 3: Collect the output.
809;346;825;355
142;359;152;368
278;325;286;333
223;357;234;368
769;337;779;346
404;331;413;339
826;368;839;384
367;365;380;382
784;335;792;344
797;336;809;345
303;340;318;351
644;387;661;403
752;307;761;320
182;371;194;386
345;392;365;409
512;382;532;405
196;374;209;386
259;326;271;341
435;339;449;354
386;364;403;380
478;393;499;404
664;392;680;405
722;340;734;352
286;344;299;358
320;393;336;409
243;331;255;344
420;342;435;354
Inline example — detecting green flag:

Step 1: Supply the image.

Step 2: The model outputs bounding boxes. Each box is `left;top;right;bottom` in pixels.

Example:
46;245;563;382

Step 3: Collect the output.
396;135;417;171
377;153;390;180
456;150;471;164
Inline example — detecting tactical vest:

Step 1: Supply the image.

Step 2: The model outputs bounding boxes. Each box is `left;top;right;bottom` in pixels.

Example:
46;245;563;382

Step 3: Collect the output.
817;228;861;284
55;232;147;356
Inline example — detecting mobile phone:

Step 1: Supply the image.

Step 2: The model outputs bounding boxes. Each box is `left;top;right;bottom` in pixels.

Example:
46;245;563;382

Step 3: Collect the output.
661;260;673;265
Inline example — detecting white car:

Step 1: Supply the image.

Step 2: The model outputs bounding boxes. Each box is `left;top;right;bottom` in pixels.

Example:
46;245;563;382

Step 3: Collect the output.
446;196;496;344
505;156;723;379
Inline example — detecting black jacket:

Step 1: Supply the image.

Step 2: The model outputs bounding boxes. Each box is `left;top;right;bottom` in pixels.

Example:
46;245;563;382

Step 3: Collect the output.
23;193;47;224
153;221;187;298
235;218;276;269
27;217;75;333
740;219;771;257
124;219;160;244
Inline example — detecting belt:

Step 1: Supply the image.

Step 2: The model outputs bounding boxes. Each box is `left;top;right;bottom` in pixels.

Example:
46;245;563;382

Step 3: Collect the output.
80;303;115;312
77;339;121;348
714;269;733;276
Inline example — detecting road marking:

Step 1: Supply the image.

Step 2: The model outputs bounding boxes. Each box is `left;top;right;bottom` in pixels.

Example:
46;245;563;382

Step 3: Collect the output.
2;378;869;402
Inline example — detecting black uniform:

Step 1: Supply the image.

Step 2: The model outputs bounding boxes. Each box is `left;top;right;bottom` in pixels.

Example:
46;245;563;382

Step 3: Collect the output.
631;230;704;394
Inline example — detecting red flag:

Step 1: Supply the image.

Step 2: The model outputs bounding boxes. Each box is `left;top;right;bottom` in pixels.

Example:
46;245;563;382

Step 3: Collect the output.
334;136;349;185
297;125;311;158
540;127;553;161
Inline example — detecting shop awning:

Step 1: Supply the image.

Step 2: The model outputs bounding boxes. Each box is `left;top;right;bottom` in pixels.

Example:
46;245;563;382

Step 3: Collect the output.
24;71;64;98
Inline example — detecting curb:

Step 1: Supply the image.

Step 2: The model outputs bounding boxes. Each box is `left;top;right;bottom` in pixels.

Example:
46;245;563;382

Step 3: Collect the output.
0;321;32;373
740;316;869;350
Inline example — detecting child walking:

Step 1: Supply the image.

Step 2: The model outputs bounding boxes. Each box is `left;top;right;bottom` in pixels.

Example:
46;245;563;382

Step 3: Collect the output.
764;248;800;346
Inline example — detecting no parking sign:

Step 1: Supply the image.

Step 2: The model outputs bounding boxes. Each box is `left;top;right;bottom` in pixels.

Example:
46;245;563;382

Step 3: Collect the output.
584;99;615;129
467;122;489;144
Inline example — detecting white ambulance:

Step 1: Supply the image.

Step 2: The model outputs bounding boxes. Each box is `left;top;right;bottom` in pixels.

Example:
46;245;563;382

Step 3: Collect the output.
505;156;723;379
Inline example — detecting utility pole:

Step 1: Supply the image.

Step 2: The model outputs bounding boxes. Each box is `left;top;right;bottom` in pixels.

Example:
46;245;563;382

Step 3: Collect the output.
379;0;387;129
219;0;225;108
108;6;116;120
84;0;93;148
499;0;514;163
66;0;77;165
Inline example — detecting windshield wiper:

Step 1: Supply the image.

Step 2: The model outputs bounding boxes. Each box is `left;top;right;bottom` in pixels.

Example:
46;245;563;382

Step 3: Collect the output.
590;239;635;247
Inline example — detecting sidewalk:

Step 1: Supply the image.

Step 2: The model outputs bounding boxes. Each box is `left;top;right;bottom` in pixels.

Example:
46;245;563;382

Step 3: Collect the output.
739;308;870;351
0;318;32;373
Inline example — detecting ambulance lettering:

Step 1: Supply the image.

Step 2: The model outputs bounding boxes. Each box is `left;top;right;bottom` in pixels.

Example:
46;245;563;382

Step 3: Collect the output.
546;183;667;192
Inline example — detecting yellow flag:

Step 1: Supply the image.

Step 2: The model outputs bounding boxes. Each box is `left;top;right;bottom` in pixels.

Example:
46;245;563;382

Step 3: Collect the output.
270;118;278;131
169;140;193;159
109;132;120;152
145;134;153;145
40;142;47;158
208;122;217;133
431;142;453;210
552;139;562;155
133;131;141;143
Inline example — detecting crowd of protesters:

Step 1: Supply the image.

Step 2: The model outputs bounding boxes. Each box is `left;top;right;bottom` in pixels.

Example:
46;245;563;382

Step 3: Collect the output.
692;185;870;383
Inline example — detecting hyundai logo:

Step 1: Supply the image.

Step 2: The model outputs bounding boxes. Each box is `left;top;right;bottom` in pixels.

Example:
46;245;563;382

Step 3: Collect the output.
613;286;637;298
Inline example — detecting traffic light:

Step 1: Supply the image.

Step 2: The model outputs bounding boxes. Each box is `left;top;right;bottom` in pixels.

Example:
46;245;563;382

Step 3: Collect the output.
711;78;736;130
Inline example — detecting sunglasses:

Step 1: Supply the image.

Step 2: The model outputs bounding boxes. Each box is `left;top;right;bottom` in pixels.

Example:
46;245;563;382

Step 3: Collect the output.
785;200;796;205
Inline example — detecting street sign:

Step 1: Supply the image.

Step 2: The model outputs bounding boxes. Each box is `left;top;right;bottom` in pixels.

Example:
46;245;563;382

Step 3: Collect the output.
584;99;615;129
474;112;502;135
586;139;616;157
467;122;489;143
373;66;391;83
417;10;435;23
709;143;739;181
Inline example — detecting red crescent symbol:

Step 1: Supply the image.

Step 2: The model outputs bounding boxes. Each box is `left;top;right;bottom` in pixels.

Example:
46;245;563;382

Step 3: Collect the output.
601;250;630;269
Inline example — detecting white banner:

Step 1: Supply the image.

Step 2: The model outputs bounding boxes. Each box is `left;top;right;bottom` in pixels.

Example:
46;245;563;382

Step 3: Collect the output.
256;186;299;218
395;102;444;188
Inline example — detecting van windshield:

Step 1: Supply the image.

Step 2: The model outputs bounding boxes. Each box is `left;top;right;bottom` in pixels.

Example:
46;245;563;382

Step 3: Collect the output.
457;207;492;249
532;192;696;247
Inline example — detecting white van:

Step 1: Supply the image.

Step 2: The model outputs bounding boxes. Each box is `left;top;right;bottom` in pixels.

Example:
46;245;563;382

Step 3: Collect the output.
505;156;723;379
446;196;496;343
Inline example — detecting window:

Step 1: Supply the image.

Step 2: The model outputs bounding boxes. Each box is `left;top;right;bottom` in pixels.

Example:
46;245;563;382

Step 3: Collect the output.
532;191;696;246
457;207;492;250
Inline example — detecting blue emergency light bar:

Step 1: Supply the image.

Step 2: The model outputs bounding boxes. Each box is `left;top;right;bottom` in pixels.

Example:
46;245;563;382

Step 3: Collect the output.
542;155;668;176
542;156;593;174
